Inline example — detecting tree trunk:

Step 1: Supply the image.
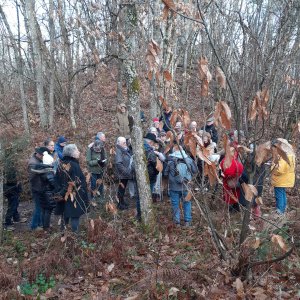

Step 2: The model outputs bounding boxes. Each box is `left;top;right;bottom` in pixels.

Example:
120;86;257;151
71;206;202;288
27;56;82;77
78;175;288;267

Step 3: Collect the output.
0;3;30;134
124;3;154;226
0;141;3;243
25;0;47;127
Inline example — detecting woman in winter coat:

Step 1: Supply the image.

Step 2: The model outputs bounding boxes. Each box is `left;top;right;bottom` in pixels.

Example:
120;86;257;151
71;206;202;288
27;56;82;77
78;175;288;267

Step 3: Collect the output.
54;136;67;160
116;103;130;138
55;144;89;232
271;143;295;214
220;147;244;212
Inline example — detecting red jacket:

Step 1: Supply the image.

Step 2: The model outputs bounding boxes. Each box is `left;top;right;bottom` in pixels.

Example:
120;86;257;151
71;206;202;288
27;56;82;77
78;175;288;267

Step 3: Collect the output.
220;158;244;204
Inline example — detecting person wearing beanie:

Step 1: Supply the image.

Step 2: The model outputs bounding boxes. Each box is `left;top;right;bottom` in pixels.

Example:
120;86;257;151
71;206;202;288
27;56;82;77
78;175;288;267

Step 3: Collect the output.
86;138;107;203
152;117;161;134
54;136;67;160
201;114;218;144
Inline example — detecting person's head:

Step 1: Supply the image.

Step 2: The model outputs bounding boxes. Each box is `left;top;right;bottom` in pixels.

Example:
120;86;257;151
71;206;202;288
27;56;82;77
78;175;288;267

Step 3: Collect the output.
206;115;214;126
149;126;158;136
144;133;158;147
152;117;160;128
44;138;55;153
119;103;127;114
175;122;182;133
203;132;211;144
159;130;166;142
117;136;127;149
63;144;80;159
96;132;106;142
57;136;67;147
190;121;197;131
198;129;204;138
92;140;103;153
35;146;49;161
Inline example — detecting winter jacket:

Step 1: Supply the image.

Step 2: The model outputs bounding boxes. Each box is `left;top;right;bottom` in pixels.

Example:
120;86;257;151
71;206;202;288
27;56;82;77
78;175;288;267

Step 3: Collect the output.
31;164;56;210
54;143;64;160
116;112;130;138
220;158;244;204
86;143;107;175
54;156;89;218
4;162;22;198
144;142;159;184
28;154;45;192
115;144;133;180
164;149;197;191
160;111;172;132
202;124;218;144
271;155;295;188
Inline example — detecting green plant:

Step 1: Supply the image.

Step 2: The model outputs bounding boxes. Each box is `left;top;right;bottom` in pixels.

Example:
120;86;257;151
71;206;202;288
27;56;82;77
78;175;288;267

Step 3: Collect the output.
80;240;96;250
20;274;56;296
15;240;26;255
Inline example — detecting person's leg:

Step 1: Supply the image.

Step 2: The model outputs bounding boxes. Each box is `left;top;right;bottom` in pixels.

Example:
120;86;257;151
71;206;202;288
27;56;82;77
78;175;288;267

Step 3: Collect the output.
43;209;52;229
12;194;20;222
169;190;180;224
5;196;15;225
182;191;192;224
31;192;42;230
117;179;128;209
70;217;80;232
90;173;97;198
274;187;286;214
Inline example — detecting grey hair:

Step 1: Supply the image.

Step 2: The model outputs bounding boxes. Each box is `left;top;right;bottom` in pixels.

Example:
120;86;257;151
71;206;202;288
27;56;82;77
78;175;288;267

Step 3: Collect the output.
117;136;126;145
149;127;157;134
96;132;105;139
63;144;78;158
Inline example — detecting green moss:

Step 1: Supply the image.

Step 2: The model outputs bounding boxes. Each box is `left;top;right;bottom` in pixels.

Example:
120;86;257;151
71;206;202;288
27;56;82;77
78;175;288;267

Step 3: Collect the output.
131;77;140;93
128;5;138;26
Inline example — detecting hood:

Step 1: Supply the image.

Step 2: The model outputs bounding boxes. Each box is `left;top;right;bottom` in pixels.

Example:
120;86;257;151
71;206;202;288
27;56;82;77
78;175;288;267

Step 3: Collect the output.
169;149;188;159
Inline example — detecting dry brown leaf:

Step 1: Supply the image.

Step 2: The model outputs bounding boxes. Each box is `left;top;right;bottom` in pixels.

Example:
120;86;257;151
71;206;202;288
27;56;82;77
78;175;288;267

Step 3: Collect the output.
272;143;291;166
106;202;117;215
261;87;269;105
90;219;95;230
256;196;263;205
255;141;272;166
199;57;212;97
64;182;75;201
215;66;226;89
163;70;172;82
185;191;192;201
223;134;233;170
156;158;163;172
159;96;168;110
241;183;258;201
271;234;288;252
196;149;212;165
182;110;191;128
219;101;231;129
232;278;244;298
61;235;67;243
162;5;169;20
162;0;176;10
170;110;178;127
204;163;220;186
237;145;252;153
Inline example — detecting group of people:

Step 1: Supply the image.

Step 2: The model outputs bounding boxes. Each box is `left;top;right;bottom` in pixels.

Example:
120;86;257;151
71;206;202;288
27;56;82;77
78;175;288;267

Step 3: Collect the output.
3;105;296;232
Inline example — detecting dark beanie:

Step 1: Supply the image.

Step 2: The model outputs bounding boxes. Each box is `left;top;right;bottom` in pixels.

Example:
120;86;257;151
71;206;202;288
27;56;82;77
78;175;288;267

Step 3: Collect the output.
57;136;67;144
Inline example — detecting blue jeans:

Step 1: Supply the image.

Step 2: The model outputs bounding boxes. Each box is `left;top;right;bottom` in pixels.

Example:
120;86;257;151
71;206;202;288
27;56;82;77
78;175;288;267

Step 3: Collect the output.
91;173;104;199
64;217;80;232
169;190;191;224
31;191;43;229
274;187;287;214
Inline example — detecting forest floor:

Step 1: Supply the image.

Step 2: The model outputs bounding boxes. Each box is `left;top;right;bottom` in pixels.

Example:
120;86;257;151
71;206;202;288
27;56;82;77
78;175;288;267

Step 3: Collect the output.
1;181;300;300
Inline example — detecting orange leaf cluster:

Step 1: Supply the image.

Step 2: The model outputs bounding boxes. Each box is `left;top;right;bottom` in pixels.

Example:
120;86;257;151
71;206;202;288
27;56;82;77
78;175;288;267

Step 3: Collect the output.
146;40;160;81
198;56;212;97
214;101;231;129
271;234;288;252
223;134;233;170
169;109;191;129
204;162;221;186
241;183;258;201
249;87;269;121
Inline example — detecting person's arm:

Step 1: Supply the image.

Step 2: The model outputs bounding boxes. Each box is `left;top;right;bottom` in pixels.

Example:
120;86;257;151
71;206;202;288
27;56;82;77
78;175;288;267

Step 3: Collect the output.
86;148;99;167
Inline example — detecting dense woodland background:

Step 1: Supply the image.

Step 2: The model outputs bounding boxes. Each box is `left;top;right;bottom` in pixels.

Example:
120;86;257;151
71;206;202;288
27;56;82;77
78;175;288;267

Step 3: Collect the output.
0;0;299;299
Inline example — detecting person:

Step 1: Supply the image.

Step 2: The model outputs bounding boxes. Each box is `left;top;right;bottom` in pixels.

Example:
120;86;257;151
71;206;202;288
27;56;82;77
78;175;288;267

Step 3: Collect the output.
3;157;22;228
271;141;295;215
160;107;172;132
152;117;161;134
44;138;59;171
220;147;244;212
190;121;197;133
86;138;107;203
202;115;218;144
174;122;184;145
54;136;67;160
28;146;50;230
115;137;134;210
55;144;89;232
116;103;130;138
31;152;56;231
164;143;197;226
144;133;161;193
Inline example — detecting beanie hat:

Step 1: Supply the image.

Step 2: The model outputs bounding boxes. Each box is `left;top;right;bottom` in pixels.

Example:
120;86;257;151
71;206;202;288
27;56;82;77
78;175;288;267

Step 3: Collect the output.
35;146;50;155
92;140;103;153
43;151;54;165
145;133;158;143
57;136;67;144
153;117;159;123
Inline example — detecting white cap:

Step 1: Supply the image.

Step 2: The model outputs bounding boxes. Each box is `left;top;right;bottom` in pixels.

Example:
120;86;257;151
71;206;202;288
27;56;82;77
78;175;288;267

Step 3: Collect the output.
43;151;54;165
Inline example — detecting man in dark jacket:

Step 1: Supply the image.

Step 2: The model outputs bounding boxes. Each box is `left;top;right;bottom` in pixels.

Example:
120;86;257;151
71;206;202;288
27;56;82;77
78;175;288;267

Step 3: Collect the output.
4;158;22;228
115;136;134;210
54;136;67;160
28;146;50;230
144;133;160;193
164;144;197;226
202;115;218;145
160;107;172;132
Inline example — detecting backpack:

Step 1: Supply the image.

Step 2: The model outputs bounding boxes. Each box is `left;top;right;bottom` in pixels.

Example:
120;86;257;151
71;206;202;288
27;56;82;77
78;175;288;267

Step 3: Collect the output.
174;158;192;184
